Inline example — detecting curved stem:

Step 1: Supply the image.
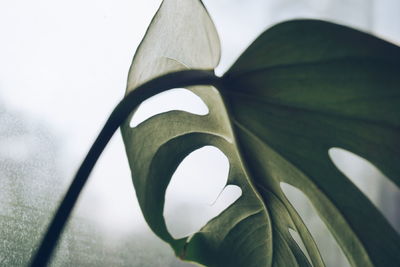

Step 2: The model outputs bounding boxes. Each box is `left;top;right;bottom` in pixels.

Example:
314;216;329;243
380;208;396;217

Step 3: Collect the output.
30;69;220;267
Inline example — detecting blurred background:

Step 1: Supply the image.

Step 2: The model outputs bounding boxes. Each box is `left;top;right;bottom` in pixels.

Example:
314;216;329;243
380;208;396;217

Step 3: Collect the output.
0;0;399;266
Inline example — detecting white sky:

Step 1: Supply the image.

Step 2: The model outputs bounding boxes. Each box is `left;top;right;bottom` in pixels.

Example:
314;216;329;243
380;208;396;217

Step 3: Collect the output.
1;0;399;243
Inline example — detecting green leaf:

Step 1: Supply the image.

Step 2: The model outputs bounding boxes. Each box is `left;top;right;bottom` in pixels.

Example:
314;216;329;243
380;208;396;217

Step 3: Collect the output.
125;0;220;91
222;19;400;267
122;1;274;266
121;0;400;266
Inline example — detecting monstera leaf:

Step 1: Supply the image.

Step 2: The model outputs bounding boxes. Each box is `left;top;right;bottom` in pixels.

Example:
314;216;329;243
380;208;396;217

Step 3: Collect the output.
121;0;400;266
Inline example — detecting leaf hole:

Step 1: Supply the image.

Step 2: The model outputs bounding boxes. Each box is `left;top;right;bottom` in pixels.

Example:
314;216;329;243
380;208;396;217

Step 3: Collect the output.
328;148;400;233
288;228;313;266
164;146;242;239
129;88;209;128
280;182;350;267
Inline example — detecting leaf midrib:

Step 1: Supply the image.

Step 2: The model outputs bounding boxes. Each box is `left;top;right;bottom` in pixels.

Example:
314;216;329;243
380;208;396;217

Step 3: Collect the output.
225;56;399;78
223;90;400;131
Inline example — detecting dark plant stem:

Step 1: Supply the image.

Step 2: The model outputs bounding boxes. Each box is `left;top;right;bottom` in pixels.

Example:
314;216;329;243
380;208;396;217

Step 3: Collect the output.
30;69;220;267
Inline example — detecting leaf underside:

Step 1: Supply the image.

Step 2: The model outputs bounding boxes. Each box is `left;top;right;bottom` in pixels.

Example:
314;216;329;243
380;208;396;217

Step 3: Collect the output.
121;0;400;266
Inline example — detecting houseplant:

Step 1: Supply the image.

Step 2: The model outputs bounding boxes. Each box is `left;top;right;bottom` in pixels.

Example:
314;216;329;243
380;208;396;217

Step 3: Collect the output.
31;0;400;266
